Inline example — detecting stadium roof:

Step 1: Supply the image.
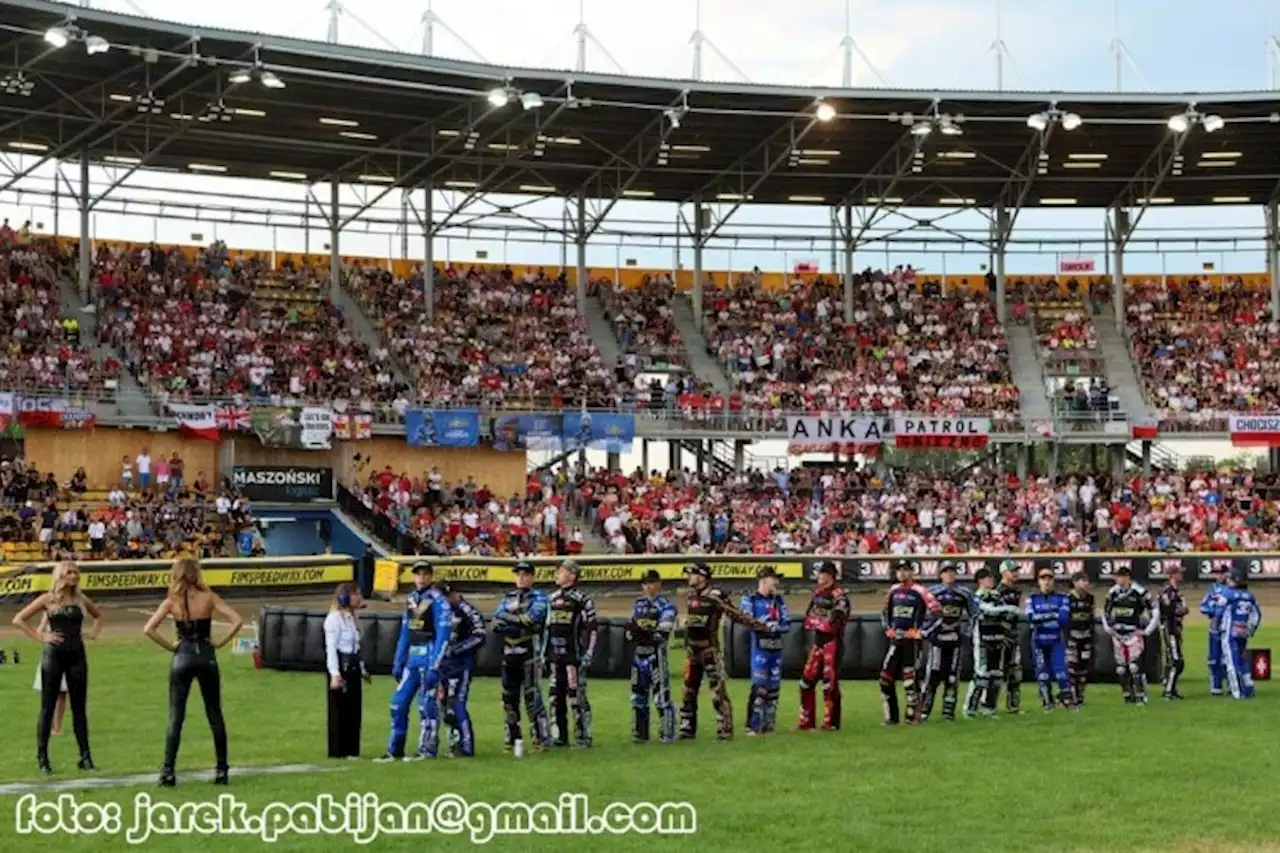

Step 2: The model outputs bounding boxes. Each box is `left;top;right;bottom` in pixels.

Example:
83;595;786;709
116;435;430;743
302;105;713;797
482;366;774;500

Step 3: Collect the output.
3;0;1280;226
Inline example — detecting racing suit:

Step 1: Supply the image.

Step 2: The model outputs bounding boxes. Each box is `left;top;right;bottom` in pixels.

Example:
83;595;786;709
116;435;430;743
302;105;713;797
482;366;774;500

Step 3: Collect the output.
680;587;759;740
739;591;791;734
387;587;452;758
1200;582;1231;695
921;583;975;721
544;585;598;747
1102;583;1159;703
627;593;677;743
433;596;486;758
492;586;551;748
1158;582;1188;698
1026;591;1075;710
1066;590;1095;705
879;581;940;724
995;581;1023;712
1221;588;1262;700
797;582;850;730
964;588;1020;716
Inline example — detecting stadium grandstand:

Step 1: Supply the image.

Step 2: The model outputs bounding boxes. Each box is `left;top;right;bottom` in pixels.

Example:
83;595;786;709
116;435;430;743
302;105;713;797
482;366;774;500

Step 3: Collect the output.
1;0;1280;569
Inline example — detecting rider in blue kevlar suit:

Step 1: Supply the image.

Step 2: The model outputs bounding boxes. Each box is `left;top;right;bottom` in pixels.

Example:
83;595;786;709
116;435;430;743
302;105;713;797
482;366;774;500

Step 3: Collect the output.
739;566;791;735
377;562;452;760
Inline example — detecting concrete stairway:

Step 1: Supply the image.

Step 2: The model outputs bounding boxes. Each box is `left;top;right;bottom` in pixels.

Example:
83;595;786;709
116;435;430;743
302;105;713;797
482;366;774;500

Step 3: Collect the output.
582;293;623;369
671;297;732;394
1003;323;1054;423
331;275;412;389
56;275;155;419
1092;311;1152;421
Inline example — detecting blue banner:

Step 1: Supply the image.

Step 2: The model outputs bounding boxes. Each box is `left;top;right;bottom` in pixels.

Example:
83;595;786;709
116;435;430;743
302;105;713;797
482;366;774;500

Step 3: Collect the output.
492;414;563;451
406;409;480;447
562;412;635;453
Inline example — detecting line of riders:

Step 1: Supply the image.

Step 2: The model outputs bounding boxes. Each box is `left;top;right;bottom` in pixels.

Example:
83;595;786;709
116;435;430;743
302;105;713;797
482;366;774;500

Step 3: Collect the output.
372;554;1264;760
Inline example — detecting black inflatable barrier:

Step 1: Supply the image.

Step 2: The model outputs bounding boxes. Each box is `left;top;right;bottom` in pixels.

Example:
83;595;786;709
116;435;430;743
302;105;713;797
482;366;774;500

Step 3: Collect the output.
259;605;637;677
261;605;1161;685
724;615;1161;684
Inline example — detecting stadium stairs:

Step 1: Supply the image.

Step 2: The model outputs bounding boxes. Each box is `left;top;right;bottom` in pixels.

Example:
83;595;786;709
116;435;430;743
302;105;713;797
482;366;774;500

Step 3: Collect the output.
331;274;411;389
581;289;624;370
56;274;154;420
1003;322;1054;423
1093;309;1153;424
671;296;732;395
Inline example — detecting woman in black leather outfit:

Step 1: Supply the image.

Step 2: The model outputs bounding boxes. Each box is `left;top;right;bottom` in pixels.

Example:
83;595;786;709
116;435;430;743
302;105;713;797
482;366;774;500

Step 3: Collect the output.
13;561;103;775
142;557;243;786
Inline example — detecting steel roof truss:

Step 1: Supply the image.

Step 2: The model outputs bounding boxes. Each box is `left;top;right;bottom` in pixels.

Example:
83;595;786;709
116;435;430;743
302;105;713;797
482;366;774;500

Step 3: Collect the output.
995;126;1053;249
1110;129;1191;246
582;111;678;240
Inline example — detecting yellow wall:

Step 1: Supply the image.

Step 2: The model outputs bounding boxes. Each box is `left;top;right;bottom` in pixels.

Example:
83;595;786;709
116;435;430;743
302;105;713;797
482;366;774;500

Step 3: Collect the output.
331;438;527;499
22;429;529;497
56;233;1273;295
25;428;219;488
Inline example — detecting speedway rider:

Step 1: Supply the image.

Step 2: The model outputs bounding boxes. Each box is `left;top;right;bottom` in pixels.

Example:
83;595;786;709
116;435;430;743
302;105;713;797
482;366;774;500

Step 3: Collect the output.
491;561;551;755
377;561;451;761
626;569;677;743
921;560;975;722
797;560;850;731
740;566;791;736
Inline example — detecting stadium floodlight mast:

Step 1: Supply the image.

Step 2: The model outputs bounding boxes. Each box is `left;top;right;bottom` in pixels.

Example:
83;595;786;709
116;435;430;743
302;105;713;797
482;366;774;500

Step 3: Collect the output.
687;0;750;82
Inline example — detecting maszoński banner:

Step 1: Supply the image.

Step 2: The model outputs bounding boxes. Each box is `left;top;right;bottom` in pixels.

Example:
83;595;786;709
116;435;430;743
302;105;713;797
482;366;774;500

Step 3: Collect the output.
231;466;334;502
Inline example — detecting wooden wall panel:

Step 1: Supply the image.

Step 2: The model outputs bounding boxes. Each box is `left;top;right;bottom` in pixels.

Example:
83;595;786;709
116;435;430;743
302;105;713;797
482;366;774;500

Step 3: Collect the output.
233;441;334;470
24;429;219;489
331;438;527;498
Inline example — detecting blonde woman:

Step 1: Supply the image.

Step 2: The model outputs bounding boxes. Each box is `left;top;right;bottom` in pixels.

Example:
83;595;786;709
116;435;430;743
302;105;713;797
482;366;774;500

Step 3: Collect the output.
12;561;103;775
142;557;243;787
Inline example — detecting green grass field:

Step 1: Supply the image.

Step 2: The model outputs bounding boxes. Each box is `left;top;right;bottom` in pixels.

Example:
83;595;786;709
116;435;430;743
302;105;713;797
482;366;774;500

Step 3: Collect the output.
0;627;1277;853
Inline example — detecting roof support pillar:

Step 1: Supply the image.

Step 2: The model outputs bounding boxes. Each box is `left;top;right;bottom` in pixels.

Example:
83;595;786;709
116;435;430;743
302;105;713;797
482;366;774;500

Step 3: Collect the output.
993;204;1010;324
1267;200;1280;323
1111;206;1130;329
423;182;435;323
693;199;704;331
842;201;854;324
329;176;341;293
78;151;91;292
575;191;588;315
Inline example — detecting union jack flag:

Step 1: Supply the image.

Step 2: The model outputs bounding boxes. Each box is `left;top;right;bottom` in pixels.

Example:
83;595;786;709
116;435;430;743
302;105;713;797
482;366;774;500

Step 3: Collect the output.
215;406;251;432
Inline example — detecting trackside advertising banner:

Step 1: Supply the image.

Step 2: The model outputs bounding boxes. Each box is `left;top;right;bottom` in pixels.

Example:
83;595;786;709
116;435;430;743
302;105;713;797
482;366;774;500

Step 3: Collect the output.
1229;414;1280;447
785;414;990;451
376;552;1280;593
232;466;334;502
0;557;352;596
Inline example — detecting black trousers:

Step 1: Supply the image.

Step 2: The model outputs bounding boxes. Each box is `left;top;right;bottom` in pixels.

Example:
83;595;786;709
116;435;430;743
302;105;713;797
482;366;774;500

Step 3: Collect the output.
164;641;227;772
38;644;89;762
327;654;363;758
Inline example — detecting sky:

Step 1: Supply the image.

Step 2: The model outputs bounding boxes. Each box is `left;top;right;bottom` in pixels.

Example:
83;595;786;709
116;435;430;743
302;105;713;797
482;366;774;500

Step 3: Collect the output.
3;0;1280;276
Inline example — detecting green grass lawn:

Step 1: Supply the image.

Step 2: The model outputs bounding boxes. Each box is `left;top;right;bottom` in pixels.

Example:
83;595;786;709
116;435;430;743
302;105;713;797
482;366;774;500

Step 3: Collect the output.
0;629;1277;853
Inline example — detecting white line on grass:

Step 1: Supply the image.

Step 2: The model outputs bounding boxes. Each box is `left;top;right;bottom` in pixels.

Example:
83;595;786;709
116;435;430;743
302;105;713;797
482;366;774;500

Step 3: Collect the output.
0;763;342;795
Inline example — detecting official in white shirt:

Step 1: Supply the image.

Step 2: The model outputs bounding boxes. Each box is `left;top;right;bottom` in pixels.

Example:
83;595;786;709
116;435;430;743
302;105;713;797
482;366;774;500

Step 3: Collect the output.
324;583;368;758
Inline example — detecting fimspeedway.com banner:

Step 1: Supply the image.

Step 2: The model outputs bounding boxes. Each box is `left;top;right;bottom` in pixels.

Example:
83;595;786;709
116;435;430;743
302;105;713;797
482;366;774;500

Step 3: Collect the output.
374;551;1280;595
0;561;352;596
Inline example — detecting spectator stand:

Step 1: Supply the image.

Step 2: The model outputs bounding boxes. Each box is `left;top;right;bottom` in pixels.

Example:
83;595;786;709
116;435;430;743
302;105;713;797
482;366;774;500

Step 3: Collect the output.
597;276;689;373
1125;275;1277;433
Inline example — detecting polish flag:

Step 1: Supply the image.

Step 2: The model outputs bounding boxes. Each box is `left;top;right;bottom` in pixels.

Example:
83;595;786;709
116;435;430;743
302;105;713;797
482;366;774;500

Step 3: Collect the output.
1131;417;1159;440
169;404;220;442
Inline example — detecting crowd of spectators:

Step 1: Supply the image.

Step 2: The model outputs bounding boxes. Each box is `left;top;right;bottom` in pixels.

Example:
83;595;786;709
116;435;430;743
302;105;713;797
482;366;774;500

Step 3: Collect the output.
0;454;258;562
343;461;585;557
597;276;687;369
92;242;407;417
1126;277;1279;430
699;267;1021;426
347;264;621;409
563;463;1280;555
0;221;119;394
